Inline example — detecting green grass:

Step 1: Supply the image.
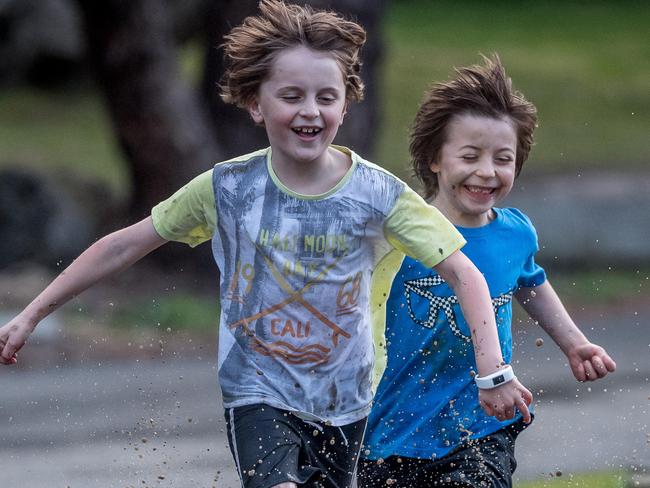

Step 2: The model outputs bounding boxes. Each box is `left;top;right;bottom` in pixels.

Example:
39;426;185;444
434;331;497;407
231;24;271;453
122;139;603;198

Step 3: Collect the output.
549;267;649;305
379;0;650;179
0;86;130;199
517;470;627;488
109;294;220;333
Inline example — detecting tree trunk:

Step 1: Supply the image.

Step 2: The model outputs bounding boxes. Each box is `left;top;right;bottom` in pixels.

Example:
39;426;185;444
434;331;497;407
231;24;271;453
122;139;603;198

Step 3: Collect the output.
202;0;387;159
201;0;269;160
76;0;222;219
312;0;387;158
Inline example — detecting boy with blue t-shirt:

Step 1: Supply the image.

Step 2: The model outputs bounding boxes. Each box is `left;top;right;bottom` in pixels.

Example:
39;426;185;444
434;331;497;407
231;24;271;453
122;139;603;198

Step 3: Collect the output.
0;5;534;488
359;55;616;487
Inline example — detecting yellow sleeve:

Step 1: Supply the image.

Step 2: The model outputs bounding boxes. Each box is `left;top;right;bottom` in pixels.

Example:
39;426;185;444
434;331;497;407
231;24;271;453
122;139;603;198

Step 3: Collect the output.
151;169;216;247
383;185;465;268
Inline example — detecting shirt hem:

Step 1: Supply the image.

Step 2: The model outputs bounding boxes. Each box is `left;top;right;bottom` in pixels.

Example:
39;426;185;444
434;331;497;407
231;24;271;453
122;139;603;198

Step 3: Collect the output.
222;396;371;427
363;415;526;461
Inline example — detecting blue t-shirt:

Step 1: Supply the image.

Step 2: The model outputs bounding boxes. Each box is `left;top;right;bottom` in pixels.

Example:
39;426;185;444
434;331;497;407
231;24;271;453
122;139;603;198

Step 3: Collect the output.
363;207;547;460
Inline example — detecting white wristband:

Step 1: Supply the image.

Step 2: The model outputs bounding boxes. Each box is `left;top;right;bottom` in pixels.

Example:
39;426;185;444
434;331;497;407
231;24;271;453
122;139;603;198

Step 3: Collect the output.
474;365;515;390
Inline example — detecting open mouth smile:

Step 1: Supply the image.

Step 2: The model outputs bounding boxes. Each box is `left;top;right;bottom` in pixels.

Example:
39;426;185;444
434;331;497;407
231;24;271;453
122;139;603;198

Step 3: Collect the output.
464;185;496;195
292;127;322;136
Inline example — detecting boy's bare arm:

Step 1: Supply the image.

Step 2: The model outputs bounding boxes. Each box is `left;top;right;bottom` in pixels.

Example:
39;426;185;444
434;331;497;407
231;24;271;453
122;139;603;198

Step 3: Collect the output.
434;251;505;375
435;250;532;422
0;217;167;364
516;281;616;382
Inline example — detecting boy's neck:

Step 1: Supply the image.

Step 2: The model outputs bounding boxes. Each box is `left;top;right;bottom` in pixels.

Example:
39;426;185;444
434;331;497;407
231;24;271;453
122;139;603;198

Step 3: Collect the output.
270;146;352;196
430;196;498;228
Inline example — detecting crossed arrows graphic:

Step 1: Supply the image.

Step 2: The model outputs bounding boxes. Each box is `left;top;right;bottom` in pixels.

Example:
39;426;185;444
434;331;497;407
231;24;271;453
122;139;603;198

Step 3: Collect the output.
228;244;352;364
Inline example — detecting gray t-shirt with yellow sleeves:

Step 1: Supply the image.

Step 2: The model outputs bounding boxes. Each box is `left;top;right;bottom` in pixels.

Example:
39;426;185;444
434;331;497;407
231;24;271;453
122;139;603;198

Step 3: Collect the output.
152;146;464;425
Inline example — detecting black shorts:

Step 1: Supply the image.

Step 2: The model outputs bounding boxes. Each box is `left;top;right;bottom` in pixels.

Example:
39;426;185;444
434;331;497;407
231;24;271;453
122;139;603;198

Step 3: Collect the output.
225;403;367;488
357;420;527;488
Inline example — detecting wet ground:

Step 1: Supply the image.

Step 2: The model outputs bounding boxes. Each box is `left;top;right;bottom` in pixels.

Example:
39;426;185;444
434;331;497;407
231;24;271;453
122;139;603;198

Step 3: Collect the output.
1;302;648;487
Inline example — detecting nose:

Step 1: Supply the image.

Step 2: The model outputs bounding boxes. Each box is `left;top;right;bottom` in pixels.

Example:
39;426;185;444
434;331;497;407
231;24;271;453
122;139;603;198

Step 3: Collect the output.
474;156;496;178
299;97;319;119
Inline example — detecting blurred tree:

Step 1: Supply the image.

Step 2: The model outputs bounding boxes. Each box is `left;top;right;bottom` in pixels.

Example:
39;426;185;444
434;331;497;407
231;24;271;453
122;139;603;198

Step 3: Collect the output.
201;1;269;158
311;0;387;157
76;0;221;219
0;0;86;86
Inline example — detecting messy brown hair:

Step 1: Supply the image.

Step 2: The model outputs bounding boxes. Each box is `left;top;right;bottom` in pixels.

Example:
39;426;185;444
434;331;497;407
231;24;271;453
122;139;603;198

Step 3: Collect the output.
221;0;366;108
410;54;538;200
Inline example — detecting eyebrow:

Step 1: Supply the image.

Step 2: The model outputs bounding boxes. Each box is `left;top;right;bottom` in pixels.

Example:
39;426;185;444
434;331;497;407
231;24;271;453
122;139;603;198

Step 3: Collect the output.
458;145;514;153
275;86;302;92
276;85;342;92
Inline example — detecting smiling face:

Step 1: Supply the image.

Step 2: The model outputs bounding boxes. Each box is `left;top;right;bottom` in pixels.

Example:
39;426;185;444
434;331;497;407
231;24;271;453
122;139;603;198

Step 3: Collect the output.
248;45;347;171
430;114;518;227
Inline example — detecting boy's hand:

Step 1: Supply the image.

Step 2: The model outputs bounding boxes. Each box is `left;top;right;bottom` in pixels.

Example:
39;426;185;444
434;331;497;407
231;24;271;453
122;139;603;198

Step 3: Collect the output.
0;318;34;365
478;378;533;423
567;342;616;382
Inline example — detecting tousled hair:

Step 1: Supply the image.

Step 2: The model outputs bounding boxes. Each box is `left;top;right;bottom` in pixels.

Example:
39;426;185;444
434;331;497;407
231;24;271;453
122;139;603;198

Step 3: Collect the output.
220;0;366;108
410;54;538;200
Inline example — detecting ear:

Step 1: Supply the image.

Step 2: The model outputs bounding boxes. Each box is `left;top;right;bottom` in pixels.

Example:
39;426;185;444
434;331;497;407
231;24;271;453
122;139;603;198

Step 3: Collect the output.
248;99;264;125
428;158;440;174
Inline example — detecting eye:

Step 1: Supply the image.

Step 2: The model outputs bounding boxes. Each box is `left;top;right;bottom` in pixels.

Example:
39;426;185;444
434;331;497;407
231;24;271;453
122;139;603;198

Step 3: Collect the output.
496;155;514;164
281;95;300;102
461;154;478;161
318;94;337;104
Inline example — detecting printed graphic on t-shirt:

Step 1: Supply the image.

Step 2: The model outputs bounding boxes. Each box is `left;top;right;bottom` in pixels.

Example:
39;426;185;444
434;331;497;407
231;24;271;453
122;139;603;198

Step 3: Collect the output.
227;240;358;365
404;275;514;341
217;188;374;370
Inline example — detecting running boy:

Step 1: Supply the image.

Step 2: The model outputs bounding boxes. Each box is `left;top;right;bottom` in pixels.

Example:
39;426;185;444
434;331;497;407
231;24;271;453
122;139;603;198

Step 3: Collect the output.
358;54;616;488
0;4;531;486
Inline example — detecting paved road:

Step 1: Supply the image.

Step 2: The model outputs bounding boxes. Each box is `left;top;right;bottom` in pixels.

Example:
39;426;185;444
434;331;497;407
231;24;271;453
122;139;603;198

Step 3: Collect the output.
1;306;648;487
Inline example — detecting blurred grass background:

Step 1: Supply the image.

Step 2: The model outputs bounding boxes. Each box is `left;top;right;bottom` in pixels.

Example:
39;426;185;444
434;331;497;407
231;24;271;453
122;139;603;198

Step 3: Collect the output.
0;86;128;198
517;470;627;488
1;1;648;196
379;0;649;179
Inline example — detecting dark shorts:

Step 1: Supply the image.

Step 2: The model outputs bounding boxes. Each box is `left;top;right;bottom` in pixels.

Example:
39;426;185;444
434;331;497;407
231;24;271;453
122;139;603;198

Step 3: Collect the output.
357;420;527;488
225;403;367;488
